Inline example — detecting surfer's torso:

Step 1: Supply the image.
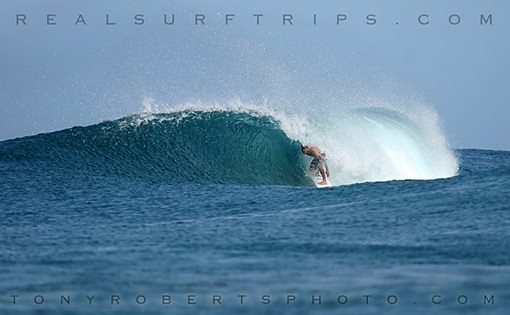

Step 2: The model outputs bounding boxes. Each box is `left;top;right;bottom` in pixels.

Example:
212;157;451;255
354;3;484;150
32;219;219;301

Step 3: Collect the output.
303;146;323;159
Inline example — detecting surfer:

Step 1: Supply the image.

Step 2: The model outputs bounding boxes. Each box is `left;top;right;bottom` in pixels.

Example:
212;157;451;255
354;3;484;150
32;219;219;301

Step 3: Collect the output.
301;145;330;185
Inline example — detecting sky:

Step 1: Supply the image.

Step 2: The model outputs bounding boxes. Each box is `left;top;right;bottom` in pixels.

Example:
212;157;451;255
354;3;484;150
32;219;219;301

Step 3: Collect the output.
0;0;509;150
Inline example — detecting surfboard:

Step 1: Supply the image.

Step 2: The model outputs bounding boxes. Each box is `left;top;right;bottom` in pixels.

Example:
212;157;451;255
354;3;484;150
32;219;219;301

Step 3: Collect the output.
315;181;332;188
310;171;332;188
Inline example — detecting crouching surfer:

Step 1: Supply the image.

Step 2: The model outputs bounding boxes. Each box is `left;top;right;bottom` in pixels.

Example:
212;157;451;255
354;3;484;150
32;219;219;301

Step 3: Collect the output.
301;145;330;185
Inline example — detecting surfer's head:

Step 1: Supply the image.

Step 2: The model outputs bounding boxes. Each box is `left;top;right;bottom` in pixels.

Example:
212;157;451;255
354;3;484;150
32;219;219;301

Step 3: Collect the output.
301;145;308;153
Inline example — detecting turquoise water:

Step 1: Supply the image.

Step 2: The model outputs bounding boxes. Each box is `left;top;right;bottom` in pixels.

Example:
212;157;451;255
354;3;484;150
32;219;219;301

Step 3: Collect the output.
0;111;509;314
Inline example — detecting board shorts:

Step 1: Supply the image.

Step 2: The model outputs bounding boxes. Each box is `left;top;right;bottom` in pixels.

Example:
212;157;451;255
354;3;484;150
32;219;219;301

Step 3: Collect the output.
309;153;327;175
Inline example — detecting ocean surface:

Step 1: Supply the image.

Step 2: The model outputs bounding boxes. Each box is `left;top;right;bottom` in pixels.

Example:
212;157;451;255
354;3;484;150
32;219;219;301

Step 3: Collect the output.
0;109;509;314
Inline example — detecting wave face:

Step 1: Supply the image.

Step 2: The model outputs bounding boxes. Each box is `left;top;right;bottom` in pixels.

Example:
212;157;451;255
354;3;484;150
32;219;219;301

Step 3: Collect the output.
0;111;310;185
0;105;459;186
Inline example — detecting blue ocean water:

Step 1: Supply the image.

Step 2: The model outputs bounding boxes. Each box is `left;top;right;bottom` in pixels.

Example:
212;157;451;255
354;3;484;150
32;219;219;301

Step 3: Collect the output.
0;110;509;314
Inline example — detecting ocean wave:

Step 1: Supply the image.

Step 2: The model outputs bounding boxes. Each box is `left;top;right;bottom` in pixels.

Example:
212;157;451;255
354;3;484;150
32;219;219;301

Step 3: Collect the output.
0;104;459;186
0;110;310;185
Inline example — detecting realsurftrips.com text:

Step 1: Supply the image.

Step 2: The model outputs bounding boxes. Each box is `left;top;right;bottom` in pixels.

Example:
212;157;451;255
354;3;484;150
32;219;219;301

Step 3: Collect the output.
12;13;494;27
